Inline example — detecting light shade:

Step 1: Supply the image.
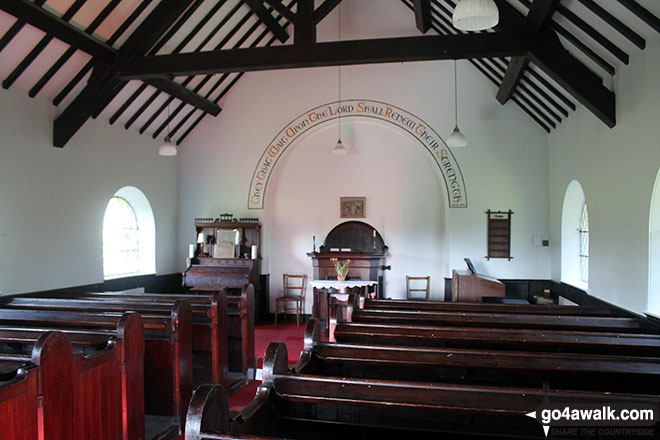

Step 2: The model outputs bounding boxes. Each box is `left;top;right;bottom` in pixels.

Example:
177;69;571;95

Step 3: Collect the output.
446;125;467;147
158;136;177;156
452;0;499;31
332;138;347;155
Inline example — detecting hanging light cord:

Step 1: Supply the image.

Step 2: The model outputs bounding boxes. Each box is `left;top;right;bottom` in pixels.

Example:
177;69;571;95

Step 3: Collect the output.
454;60;458;127
338;3;342;140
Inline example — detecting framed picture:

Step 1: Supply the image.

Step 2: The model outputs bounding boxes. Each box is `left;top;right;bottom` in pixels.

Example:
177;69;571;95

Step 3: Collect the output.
340;197;366;218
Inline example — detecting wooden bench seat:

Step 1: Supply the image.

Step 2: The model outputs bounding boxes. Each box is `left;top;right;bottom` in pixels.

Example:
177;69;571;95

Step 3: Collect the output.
295;319;660;393
351;308;643;332
365;298;614;316
69;284;255;390
0;313;144;440
186;342;660;439
332;322;660;356
0;304;191;438
2;293;229;389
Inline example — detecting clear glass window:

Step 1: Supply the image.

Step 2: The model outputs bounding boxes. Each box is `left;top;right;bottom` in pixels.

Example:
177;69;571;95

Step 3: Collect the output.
103;197;140;278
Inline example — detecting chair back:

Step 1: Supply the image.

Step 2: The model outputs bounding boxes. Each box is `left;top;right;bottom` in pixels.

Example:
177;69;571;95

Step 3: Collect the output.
406;275;430;300
283;274;307;299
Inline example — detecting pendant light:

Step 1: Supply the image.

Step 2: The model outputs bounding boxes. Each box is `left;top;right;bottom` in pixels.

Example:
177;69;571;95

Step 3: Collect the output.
332;2;347;155
158;103;177;156
447;60;467;148
452;0;499;31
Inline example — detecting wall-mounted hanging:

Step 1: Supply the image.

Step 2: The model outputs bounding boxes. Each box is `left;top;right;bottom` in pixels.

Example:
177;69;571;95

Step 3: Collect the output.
486;210;513;260
340;197;366;218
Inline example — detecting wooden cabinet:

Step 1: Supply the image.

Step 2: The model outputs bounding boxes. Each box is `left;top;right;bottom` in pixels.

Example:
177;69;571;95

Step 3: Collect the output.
307;221;389;297
183;220;262;318
192;220;260;260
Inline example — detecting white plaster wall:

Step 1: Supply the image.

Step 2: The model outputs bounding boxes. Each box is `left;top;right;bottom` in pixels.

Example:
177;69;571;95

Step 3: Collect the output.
177;0;551;310
266;119;448;308
548;36;660;314
0;88;179;295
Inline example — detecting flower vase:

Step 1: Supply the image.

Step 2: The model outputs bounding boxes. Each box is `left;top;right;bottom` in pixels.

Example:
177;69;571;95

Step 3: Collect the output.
337;275;346;282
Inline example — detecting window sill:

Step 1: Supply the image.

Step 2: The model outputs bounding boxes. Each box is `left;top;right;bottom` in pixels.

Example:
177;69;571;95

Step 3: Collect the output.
103;271;156;281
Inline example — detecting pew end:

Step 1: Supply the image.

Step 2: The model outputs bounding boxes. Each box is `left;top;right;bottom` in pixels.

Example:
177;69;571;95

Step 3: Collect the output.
328;304;345;343
292;319;322;373
185;384;229;440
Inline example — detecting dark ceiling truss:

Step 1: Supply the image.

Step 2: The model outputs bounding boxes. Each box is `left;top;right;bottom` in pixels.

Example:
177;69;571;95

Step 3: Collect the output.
149;3;265;138
2;0;87;90
411;0;659;132
115;0;243;132
109;0;230;127
413;0;432;33
617;0;660;34
143;2;260;136
0;0;223;147
53;0;155;107
29;0;122;98
1;0;659;147
400;0;567;133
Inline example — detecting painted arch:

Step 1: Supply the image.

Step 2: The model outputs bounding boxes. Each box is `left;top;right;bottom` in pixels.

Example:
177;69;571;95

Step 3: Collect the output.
248;99;467;209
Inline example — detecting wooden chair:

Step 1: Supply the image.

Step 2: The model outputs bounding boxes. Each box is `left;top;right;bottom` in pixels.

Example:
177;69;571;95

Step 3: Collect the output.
406;275;430;300
275;274;307;326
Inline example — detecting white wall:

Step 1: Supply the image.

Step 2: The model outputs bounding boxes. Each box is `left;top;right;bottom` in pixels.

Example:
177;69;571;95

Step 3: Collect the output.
548;36;660;314
0;87;179;295
177;0;551;310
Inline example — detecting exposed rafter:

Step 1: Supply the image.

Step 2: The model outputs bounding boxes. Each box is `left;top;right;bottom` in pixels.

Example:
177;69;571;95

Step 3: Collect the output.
496;0;559;105
314;0;342;24
118;33;526;79
494;0;615;128
0;0;116;60
295;0;316;45
244;0;289;42
53;0;198;147
263;0;296;23
0;0;221;147
413;0;432;33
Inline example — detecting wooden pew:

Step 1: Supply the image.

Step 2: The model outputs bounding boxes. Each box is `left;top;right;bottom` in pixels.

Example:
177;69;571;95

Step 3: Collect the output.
0;317;144;440
364;298;615;316
2;292;229;390
187;343;660;439
331;317;660;357
70;284;255;391
296;319;660;393
0;304;191;438
350;308;644;332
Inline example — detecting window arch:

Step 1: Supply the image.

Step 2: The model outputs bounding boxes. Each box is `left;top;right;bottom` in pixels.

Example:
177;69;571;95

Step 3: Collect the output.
579;203;589;284
103;186;155;279
561;180;588;289
649;168;660;315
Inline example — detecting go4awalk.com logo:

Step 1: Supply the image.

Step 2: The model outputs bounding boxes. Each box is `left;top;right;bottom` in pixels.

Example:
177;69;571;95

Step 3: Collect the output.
526;401;658;437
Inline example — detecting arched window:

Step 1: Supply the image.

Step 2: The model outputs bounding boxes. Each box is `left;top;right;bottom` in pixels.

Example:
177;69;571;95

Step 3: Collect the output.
103;187;155;279
561;180;588;289
649;168;660;315
579;203;589;284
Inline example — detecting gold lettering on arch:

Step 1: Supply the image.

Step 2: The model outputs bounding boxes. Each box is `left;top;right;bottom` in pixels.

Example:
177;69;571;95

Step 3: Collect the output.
248;99;467;209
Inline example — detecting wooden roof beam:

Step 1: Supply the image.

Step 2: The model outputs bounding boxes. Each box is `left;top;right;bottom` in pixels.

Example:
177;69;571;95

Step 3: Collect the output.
314;0;342;25
495;0;615;127
0;0;116;60
263;0;296;23
295;0;315;45
244;0;289;43
118;32;526;79
53;0;198;147
413;0;432;33
496;0;558;105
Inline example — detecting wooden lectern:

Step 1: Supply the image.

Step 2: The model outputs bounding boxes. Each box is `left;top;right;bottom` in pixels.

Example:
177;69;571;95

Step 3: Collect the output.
451;259;505;303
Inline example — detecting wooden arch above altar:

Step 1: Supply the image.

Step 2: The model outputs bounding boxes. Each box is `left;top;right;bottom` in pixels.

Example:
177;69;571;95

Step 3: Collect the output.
308;221;390;296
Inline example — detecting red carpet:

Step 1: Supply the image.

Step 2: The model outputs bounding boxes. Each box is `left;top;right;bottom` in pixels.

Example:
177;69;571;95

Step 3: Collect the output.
229;320;306;410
